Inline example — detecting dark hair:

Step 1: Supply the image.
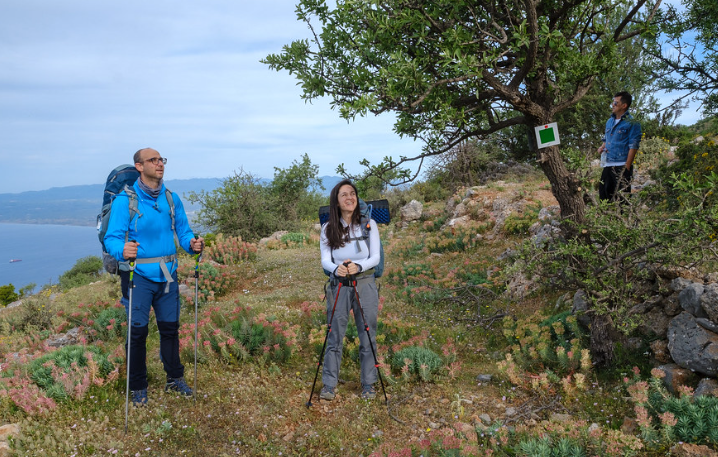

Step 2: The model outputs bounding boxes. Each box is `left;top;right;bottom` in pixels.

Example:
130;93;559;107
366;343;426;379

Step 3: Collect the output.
324;179;361;250
614;91;632;109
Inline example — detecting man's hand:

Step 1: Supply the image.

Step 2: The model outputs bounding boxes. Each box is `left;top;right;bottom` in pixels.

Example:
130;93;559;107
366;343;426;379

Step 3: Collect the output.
123;241;139;261
597;143;606;154
190;237;204;253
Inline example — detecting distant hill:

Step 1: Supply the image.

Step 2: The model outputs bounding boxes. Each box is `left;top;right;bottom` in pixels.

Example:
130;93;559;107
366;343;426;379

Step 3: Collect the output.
0;176;341;227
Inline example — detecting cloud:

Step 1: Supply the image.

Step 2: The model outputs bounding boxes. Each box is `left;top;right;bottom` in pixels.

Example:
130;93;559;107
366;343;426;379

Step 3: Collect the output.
0;0;419;193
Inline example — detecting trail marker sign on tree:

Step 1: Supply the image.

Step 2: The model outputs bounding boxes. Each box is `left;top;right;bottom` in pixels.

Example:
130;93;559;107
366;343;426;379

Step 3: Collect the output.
534;123;561;149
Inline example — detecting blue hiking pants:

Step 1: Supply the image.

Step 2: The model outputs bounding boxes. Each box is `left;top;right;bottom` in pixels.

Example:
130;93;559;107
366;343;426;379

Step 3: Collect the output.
122;270;184;390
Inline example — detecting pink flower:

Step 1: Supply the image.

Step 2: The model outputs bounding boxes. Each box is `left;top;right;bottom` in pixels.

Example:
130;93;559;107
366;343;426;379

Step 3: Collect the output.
660;411;677;427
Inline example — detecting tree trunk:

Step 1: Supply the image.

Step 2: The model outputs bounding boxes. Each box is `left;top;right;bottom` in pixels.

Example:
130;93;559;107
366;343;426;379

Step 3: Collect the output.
589;312;616;367
536;145;586;227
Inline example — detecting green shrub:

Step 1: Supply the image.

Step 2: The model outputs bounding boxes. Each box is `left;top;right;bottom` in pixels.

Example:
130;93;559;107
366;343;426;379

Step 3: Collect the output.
28;345;115;401
280;232;311;247
0;284;19;306
391;346;443;382
178;260;235;305
58;256;103;291
17;292;55;331
503;202;542;235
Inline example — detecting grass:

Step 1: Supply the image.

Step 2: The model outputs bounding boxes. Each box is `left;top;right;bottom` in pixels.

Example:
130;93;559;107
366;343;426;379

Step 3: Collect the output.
1;170;708;456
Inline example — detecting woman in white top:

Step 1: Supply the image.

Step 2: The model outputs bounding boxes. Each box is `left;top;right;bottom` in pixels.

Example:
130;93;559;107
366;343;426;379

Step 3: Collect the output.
319;179;380;400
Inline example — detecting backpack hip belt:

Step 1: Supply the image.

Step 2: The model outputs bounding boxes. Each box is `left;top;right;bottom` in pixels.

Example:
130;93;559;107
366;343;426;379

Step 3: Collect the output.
134;254;178;292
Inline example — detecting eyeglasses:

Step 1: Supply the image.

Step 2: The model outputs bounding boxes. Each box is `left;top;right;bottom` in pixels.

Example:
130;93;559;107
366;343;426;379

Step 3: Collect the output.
141;157;167;165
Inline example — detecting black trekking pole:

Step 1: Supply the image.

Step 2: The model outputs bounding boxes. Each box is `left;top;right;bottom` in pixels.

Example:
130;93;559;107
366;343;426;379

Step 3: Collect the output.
193;234;202;402
306;262;349;408
124;242;136;434
350;273;389;405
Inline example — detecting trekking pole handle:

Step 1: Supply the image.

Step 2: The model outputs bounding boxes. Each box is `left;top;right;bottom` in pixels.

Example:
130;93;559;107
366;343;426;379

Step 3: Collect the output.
343;260;356;282
128;239;137;262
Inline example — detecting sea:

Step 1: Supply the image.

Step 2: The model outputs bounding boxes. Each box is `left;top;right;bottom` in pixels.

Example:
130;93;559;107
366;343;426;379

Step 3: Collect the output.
0;223;100;292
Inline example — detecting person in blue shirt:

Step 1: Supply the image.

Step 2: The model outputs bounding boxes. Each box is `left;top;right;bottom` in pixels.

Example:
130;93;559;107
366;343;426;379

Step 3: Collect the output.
104;147;204;405
596;91;642;202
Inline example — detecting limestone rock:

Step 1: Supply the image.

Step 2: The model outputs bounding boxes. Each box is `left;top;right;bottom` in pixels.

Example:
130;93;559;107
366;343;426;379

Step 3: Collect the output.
695;378;718;398
668;312;718;376
678;283;706;317
650;340;672;364
657;363;699;395
670;442;718;457
400;200;423;222
0;424;19;441
700;283;718;322
46;327;81;348
571;290;591;329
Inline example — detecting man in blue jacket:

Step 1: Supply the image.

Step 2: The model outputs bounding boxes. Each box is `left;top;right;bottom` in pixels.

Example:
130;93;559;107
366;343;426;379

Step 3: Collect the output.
104;147;204;405
596;91;642;202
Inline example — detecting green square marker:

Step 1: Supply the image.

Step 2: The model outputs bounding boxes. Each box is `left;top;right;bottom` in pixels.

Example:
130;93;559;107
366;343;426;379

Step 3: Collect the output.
534;122;561;149
539;127;555;143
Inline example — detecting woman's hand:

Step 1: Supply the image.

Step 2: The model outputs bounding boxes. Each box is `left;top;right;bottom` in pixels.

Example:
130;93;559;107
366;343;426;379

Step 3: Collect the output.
336;260;359;277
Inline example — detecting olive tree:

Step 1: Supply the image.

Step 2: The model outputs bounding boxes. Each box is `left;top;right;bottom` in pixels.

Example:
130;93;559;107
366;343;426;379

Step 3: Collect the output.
264;0;661;225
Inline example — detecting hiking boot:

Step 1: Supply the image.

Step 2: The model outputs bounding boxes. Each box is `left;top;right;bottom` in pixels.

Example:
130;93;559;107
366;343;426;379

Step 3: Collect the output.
165;377;193;397
361;384;376;400
319;385;336;401
131;388;148;406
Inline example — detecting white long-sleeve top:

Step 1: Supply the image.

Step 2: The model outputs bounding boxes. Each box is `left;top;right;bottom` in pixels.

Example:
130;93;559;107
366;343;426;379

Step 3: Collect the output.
320;218;380;274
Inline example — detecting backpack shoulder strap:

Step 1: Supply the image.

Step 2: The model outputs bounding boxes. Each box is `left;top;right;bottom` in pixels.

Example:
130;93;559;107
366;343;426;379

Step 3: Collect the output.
164;188;179;246
124;185;141;219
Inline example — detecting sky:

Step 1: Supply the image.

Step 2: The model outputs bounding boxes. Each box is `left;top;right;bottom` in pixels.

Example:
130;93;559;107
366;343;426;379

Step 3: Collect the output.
0;1;422;194
0;1;702;194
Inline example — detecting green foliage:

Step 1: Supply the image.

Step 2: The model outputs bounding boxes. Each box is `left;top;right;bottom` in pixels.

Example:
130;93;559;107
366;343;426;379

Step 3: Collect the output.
653;138;718;209
264;0;658;221
425;221;491;253
508;162;718;364
269;153;326;224
503;203;542;235
177;261;235;305
0;284;19;306
188;156;326;241
205;233;258;265
17;292;55;331
628;369;718;450
187;169;277;241
391;346;443;382
182;305;300;365
58;256;103;291
28;345;115;401
645;0;718;116
501;312;591;378
91;306;126;341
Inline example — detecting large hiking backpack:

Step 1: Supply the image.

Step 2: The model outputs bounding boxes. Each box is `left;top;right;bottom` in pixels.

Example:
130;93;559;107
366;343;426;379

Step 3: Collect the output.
319;199;390;278
97;165;177;274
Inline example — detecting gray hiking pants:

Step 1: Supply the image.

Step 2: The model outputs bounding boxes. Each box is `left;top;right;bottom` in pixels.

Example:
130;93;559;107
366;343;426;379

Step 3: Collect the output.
322;275;379;389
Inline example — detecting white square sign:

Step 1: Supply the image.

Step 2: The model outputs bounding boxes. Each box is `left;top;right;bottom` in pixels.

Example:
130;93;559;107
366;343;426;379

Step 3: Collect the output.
535;123;561;149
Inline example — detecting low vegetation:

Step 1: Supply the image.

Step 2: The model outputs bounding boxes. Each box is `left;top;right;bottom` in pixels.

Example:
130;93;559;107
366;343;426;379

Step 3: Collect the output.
0;132;717;456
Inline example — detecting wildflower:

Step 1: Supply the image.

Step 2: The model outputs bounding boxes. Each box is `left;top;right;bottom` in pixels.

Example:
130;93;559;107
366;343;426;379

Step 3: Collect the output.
635;405;652;429
650;368;666;379
660;411;677;427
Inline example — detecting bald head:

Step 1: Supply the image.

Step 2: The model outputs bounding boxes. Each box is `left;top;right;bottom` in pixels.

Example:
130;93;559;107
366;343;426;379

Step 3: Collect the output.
133;148;155;164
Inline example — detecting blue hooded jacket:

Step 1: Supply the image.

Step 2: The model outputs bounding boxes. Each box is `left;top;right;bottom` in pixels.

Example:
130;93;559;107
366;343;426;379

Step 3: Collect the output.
104;181;195;282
